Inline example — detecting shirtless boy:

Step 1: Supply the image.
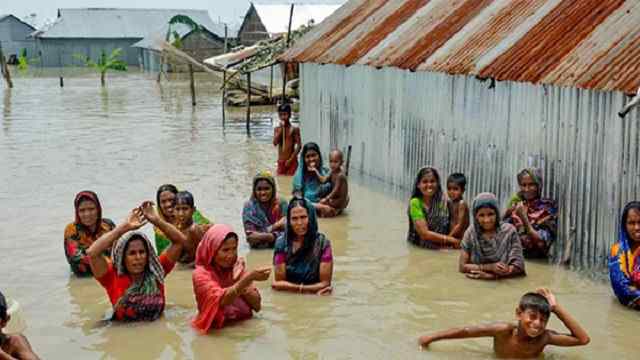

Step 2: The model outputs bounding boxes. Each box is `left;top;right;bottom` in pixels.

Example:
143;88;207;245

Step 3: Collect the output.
174;191;212;266
419;288;589;358
318;149;349;216
0;291;39;360
273;103;301;176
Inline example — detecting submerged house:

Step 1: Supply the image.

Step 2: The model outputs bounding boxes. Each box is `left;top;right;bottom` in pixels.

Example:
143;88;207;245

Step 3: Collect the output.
282;0;640;270
34;8;219;67
237;2;344;46
0;15;36;62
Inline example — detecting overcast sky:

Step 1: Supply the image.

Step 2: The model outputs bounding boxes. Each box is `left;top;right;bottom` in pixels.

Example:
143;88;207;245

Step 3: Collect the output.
2;0;343;27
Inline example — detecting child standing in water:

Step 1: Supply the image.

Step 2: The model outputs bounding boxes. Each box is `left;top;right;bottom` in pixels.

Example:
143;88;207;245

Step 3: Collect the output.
317;149;350;216
175;191;213;266
273;103;301;176
447;173;469;240
419;288;590;358
0;291;40;360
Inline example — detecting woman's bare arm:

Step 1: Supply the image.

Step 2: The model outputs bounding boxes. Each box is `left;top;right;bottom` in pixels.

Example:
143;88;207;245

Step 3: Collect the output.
141;202;185;262
415;219;460;247
272;262;333;294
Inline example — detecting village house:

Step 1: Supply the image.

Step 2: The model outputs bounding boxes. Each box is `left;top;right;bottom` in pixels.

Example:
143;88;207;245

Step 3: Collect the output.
0;14;36;63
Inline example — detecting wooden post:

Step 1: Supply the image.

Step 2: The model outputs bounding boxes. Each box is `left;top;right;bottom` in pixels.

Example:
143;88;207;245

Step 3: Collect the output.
224;24;228;53
281;4;295;104
246;72;251;136
346;145;353;177
269;65;274;100
222;70;227;127
0;45;13;89
189;64;196;106
286;4;295;48
59;77;64;87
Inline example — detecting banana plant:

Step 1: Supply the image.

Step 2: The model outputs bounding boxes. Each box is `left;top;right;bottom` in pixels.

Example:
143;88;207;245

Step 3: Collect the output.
74;48;127;86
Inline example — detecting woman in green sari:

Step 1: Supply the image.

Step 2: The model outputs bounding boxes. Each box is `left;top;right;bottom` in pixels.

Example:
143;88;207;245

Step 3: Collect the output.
154;184;211;254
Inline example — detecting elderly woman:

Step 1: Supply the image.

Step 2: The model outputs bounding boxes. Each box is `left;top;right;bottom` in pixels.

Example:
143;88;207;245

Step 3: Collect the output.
64;191;115;276
459;193;525;280
504;168;558;258
407;167;459;249
242;171;288;249
191;225;271;333
272;197;333;295
609;201;640;309
292;143;334;217
87;202;185;321
154;184;211;254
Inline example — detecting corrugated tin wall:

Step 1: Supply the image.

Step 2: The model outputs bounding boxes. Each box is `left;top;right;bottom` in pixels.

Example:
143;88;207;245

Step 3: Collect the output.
300;63;640;270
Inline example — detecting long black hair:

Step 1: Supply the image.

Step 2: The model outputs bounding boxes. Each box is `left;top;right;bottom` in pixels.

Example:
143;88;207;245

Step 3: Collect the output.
621;201;640;239
301;142;323;173
410;167;443;200
156;184;178;217
284;196;318;252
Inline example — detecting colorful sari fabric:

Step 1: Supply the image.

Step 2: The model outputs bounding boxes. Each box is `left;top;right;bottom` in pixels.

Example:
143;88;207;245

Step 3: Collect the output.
461;193;525;273
505;168;558;258
406;167;452;249
273;198;333;284
242;171;288;249
192;224;256;333
155;209;210;255
609;202;640;309
64;191;115;276
96;232;173;321
292;142;332;203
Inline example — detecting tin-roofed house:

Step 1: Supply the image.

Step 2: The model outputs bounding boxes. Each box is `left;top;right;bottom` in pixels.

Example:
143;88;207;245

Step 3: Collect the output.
238;2;344;46
282;0;640;270
0;15;36;63
34;8;218;67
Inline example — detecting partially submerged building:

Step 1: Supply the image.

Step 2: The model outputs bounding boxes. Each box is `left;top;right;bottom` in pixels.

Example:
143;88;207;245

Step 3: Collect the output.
238;2;344;46
282;0;640;270
34;8;220;67
0;15;36;62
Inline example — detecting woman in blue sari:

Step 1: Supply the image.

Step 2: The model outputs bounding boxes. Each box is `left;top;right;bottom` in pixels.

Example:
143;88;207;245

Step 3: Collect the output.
292;142;333;217
609;201;640;309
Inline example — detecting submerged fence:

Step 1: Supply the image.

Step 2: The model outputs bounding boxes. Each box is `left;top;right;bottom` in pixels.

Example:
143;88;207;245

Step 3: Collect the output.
299;63;640;271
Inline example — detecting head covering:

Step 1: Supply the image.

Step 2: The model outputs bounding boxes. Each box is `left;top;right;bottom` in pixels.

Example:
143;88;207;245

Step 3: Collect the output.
243;171;287;248
274;197;330;284
252;170;277;203
609;201;640;308
192;224;248;333
508;168;543;206
462;193;525;272
110;232;166;321
0;290;7;321
292;143;331;203
74;191;103;236
408;166;450;238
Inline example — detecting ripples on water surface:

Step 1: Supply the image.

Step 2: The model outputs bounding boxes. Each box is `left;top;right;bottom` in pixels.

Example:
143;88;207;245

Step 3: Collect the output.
0;70;638;359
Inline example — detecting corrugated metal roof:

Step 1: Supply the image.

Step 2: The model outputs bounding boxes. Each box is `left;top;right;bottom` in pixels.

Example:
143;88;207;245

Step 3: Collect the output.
131;22;228;51
37;8;225;39
282;0;640;94
253;2;344;34
0;14;37;30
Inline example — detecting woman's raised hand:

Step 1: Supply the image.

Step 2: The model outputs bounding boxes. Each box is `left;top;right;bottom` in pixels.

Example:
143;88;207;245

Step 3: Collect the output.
249;266;272;282
140;201;160;224
125;207;147;231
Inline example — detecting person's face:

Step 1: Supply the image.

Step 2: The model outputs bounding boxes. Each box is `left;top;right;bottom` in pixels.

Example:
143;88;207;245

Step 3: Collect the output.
214;236;238;269
476;207;497;232
304;150;320;170
516;308;548;338
518;174;539;201
290;206;309;237
447;183;463;201
124;239;148;275
159;191;176;219
77;199;98;228
175;202;195;226
625;208;640;242
418;172;438;198
329;153;342;172
279;111;291;124
255;180;274;203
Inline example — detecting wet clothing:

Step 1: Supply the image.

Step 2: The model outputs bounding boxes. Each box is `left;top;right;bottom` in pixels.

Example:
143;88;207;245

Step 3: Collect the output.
242;171;288;249
407;197;452;249
461;193;525;274
292;143;332;203
155;209;210;255
192;225;257;333
65;191;114;276
505;168;558;258
609;203;640;309
277;158;298;176
96;232;174;321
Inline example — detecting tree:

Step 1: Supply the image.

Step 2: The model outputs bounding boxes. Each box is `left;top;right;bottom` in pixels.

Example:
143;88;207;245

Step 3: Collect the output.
74;48;127;86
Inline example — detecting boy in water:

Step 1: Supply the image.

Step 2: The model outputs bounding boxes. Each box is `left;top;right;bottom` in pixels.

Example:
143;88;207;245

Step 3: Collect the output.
419;288;590;358
0;291;40;360
174;191;212;266
447;173;470;240
273;103;301;176
317;149;349;217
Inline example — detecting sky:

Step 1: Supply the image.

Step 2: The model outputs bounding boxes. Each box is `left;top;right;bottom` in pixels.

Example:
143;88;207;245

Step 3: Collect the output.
1;0;344;28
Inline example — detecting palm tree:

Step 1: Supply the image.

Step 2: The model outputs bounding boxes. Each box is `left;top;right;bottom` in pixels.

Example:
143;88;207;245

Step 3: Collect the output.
74;48;127;86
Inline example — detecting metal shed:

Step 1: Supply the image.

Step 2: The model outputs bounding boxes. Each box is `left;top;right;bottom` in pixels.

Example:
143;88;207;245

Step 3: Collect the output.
281;0;640;270
0;15;36;61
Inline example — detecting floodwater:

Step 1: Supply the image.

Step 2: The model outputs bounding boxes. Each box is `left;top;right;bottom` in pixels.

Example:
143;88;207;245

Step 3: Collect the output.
0;69;638;359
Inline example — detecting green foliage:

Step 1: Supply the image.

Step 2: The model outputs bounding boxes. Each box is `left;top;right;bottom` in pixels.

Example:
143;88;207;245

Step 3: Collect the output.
73;48;127;85
17;48;40;73
165;14;201;46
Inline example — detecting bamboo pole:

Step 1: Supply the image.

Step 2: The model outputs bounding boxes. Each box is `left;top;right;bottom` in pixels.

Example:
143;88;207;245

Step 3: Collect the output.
269;64;274;100
222;70;227;127
246;72;252;135
346;145;353;177
189;64;196;106
224;24;228;53
0;44;13;88
281;4;295;103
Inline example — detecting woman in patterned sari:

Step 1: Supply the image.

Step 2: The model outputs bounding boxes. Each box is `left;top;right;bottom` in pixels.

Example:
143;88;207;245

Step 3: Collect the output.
242;171;287;249
609;201;640;309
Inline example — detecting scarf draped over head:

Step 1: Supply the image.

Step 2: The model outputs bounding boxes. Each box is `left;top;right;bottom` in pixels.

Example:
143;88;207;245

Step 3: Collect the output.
74;191;103;234
192;224;249;333
462;193;525;272
274;197;330;284
243;171;287;240
292;142;331;203
111;232;166;321
609;202;640;308
407;167;451;248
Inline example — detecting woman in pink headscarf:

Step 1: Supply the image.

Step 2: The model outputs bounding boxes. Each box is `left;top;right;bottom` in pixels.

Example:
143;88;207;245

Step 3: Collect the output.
192;224;271;333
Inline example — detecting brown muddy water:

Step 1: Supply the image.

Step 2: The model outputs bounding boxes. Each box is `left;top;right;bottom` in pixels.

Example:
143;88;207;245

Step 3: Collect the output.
0;69;638;359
